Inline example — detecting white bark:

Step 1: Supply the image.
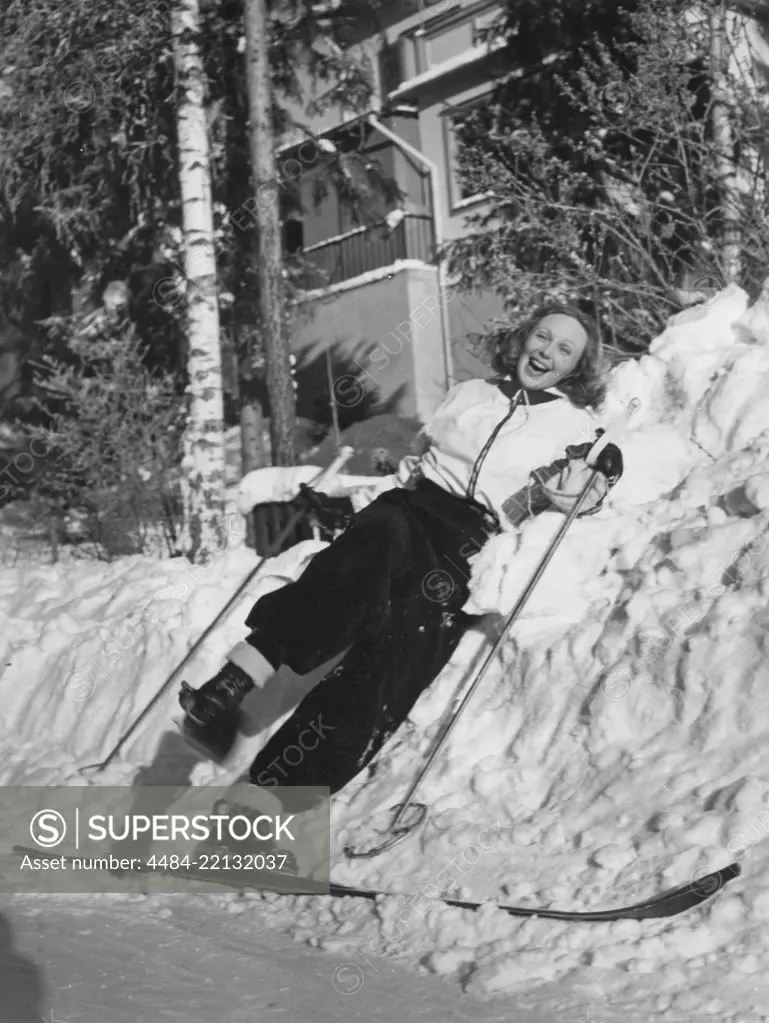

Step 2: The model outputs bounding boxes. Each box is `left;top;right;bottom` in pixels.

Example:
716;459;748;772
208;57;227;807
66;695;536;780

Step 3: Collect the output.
710;6;743;281
172;0;227;562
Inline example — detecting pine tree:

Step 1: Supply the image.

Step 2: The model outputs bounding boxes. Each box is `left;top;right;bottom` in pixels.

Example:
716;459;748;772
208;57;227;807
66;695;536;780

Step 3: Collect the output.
244;0;296;467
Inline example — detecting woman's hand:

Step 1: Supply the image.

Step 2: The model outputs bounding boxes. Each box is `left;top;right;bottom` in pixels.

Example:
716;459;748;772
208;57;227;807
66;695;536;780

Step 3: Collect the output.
541;457;608;514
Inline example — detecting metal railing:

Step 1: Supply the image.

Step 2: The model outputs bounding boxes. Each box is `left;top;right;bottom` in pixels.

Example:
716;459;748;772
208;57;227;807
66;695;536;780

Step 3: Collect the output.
301;212;435;289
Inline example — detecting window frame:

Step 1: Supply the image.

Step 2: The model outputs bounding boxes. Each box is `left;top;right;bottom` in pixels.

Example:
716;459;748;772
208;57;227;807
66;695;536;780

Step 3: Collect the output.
442;93;495;213
392;0;503;93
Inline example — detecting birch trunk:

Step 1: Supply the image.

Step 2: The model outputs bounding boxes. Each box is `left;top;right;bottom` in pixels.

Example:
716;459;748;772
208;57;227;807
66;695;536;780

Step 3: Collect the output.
710;6;742;281
172;0;227;561
243;0;297;466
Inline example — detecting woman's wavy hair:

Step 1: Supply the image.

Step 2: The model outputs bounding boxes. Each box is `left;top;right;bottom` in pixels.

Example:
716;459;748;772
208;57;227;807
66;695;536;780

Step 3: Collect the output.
491;302;608;409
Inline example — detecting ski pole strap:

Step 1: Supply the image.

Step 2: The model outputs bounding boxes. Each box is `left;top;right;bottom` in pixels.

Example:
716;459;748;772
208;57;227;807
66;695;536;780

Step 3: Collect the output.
586;398;640;466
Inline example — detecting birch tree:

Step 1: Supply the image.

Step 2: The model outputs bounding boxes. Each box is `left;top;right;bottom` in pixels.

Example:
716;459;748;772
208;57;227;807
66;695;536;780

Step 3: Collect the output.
710;5;744;279
172;0;227;560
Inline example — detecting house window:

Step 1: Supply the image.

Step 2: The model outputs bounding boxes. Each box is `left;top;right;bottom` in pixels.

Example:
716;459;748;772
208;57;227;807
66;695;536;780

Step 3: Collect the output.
378;39;404;97
443;98;494;211
395;0;502;86
424;18;475;67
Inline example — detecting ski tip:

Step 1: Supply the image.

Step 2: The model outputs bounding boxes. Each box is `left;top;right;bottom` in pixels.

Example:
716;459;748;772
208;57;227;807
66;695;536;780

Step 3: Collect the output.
690;860;741;902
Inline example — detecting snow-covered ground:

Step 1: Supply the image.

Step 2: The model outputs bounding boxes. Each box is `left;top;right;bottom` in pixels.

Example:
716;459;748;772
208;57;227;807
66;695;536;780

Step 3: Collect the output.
3;283;769;1021
2;893;529;1023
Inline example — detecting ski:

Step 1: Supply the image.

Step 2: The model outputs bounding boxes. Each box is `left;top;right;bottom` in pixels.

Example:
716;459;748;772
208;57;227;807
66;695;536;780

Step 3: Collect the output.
17;839;738;923
11;844;738;921
318;862;740;921
161;861;739;921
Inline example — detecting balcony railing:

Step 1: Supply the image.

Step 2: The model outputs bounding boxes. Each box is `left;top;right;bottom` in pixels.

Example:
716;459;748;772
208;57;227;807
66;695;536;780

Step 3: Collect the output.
300;213;435;289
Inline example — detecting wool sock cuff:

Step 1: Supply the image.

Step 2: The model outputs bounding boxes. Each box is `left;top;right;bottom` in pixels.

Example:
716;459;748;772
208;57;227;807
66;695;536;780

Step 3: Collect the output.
244;628;283;672
226;642;275;688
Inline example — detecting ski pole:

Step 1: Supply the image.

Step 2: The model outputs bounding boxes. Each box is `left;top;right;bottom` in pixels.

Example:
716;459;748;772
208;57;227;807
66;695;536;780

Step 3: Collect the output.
81;446;354;774
346;401;639;858
346;464;601;857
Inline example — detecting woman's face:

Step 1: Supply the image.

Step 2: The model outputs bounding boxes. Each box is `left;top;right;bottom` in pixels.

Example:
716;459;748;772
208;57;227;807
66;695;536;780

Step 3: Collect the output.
515;314;589;391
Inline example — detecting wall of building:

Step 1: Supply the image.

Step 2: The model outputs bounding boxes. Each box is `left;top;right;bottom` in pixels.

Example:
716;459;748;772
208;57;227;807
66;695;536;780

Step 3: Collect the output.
292;263;505;422
388;114;432;215
286;0;509;404
290;262;451;422
447;287;506;381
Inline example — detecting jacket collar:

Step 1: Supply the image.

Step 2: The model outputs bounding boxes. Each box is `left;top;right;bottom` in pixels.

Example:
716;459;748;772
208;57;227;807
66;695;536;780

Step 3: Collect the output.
492;376;564;404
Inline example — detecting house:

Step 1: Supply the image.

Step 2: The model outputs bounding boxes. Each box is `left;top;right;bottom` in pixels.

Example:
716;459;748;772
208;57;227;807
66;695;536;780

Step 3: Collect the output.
277;0;510;424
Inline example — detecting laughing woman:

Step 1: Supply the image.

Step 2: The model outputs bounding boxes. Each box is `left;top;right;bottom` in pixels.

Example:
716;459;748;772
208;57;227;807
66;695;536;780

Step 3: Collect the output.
179;302;622;794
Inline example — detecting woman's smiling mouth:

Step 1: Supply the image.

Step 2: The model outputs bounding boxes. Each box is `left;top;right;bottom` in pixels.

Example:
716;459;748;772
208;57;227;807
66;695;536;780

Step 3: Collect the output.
528;354;551;373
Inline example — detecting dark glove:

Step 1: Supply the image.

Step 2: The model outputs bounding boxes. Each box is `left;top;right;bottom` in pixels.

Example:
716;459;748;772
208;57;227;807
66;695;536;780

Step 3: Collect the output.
563;430;624;484
502;431;623;526
593;439;623;484
295;483;353;533
541;430;624;515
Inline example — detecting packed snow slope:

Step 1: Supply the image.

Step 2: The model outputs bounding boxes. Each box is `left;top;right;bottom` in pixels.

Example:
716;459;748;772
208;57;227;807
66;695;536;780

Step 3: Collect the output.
2;283;769;1020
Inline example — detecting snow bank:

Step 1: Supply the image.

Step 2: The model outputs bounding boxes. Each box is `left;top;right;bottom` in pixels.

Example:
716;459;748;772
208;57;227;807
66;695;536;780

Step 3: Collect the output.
233;463;396;515
4;283;769;1019
0;537;327;781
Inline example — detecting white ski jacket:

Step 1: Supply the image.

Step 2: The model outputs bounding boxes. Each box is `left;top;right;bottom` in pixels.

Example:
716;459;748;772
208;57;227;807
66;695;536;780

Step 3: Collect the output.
399;378;599;526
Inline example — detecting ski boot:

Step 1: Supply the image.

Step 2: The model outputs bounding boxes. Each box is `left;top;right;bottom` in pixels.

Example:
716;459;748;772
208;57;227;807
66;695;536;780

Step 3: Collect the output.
178;662;255;762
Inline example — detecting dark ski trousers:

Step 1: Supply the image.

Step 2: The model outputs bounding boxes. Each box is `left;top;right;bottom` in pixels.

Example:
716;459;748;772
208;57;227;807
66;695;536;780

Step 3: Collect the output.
243;479;495;795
